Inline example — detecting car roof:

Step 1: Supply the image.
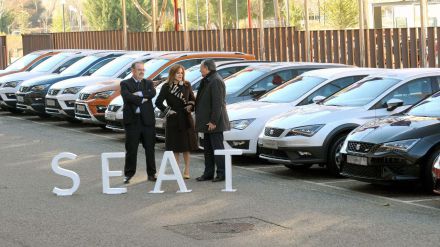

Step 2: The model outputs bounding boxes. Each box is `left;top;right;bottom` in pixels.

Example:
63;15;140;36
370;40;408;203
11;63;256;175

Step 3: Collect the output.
302;67;387;79
245;62;347;72
373;68;440;80
119;51;184;59
157;51;253;60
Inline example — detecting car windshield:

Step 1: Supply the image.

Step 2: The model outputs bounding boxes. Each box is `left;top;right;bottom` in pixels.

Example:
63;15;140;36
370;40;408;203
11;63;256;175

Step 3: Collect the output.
142;58;170;79
60;56;99;76
323;77;401;107
5;53;40;71
225;67;266;94
31;54;69;73
185;65;202;83
407;93;440;117
259;76;326;103
92;56;134;77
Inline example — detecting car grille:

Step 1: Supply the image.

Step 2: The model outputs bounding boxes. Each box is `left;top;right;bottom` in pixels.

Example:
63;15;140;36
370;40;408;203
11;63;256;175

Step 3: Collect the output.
347;141;376;153
107;105;121;112
259;147;289;160
19;86;30;92
78;93;90;100
264;127;284;137
342;163;382;179
48;89;60;96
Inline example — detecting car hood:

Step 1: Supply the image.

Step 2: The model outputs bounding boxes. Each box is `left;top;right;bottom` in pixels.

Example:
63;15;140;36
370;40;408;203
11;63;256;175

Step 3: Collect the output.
109;95;123;106
19;74;70;87
80;79;121;94
266;104;360;129
347;115;440;144
51;76;112;90
227;101;293;121
0;71;47;83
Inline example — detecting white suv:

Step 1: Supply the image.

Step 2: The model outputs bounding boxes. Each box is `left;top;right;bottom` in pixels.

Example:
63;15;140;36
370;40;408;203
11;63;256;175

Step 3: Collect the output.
223;68;384;155
258;69;440;175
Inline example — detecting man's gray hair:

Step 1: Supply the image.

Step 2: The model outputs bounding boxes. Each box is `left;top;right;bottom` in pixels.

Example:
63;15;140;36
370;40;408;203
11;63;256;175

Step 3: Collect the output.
201;59;216;71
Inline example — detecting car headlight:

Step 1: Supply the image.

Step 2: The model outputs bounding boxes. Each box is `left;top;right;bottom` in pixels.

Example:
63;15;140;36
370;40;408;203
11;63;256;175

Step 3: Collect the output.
286;124;324;137
32;84;51;91
375;139;420;153
62;86;84;94
4;80;23;88
94;90;115;99
230;118;255;130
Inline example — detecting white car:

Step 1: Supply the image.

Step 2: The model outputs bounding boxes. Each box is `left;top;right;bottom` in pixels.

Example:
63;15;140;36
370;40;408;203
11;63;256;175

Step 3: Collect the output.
0;51;85;113
45;51;169;120
222;68;384;155
258;68;440;175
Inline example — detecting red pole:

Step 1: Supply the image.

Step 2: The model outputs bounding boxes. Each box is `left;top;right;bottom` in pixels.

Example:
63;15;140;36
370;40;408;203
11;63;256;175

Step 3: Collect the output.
247;0;252;28
174;0;179;31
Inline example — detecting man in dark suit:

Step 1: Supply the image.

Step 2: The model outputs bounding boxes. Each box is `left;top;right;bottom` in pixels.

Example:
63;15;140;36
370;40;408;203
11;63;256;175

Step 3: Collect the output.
120;62;157;184
195;59;231;182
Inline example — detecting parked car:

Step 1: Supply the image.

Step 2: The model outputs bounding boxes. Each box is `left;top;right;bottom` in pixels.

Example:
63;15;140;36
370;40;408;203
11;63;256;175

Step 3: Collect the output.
46;51;174;123
340;91;440;192
78;51;255;127
14;50;109;117
0;50;85;113
223;62;348;104
220;68;383;156
433;153;440;194
105;60;264;132
258;69;440;175
0;50;59;78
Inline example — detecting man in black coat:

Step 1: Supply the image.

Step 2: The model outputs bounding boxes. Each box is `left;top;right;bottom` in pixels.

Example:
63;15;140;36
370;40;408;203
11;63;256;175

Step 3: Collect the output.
120;62;157;184
195;59;231;182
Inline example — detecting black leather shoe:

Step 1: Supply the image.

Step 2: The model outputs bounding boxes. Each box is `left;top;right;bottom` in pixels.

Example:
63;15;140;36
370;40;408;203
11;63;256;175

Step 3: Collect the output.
124;176;132;184
148;176;157;181
212;176;225;182
196;175;213;181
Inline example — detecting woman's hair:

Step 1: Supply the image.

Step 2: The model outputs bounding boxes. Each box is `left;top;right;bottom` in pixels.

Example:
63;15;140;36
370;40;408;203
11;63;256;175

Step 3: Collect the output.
167;64;186;86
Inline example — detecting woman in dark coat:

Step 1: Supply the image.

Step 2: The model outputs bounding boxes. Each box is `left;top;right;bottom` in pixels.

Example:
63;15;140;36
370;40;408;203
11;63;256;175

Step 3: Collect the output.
155;64;198;179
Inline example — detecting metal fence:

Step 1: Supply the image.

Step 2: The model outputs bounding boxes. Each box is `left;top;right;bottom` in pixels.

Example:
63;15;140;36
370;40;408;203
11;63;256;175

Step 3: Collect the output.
21;27;440;69
0;36;7;69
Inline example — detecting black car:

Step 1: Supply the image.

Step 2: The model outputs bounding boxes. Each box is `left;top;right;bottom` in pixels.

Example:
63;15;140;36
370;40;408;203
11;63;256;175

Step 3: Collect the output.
340;92;440;191
15;51;124;118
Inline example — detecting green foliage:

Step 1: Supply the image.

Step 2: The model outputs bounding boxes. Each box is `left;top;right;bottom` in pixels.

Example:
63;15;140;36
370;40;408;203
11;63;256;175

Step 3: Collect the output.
322;0;358;29
0;10;14;33
50;7;71;32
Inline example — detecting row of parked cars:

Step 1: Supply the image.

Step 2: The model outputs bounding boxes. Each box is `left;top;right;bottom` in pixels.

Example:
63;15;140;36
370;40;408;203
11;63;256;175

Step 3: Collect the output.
1;49;439;194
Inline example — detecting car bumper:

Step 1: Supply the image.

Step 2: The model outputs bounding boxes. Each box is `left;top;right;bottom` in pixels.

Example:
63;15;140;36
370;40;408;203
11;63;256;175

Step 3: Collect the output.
15;92;46;113
155;117;166;140
340;152;421;183
45;94;77;118
223;127;262;155
74;102;106;124
0;88;18;108
105;110;124;131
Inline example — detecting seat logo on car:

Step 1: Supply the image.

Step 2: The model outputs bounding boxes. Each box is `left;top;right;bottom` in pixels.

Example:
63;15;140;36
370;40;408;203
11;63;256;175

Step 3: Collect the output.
270;129;274;135
356;144;361;151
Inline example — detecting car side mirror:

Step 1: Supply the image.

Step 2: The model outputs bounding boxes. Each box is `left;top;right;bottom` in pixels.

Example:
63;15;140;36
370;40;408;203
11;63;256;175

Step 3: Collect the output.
249;87;266;98
312;95;326;104
386;98;404;111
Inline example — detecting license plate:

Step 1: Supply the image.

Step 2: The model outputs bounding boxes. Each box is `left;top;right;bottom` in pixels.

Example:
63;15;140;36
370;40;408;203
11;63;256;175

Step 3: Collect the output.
106;112;116;121
46;99;55;106
17;96;24;102
347;155;368;166
76;104;86;112
262;139;278;149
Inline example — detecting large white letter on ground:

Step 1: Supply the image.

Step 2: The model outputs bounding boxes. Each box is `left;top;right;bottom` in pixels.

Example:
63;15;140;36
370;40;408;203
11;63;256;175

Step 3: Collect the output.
149;151;191;194
214;149;243;192
51;152;80;196
101;152;127;195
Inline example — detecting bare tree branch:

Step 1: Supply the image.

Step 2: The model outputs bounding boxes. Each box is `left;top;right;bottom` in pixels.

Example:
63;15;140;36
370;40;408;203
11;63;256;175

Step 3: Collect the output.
156;0;168;30
131;0;152;21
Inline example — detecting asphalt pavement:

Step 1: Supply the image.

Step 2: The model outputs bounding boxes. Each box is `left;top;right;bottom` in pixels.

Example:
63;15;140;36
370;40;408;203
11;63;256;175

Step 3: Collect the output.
1;111;440;247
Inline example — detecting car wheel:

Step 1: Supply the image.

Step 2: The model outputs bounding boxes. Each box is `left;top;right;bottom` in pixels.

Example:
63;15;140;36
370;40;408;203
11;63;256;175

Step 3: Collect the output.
285;164;313;170
99;124;108;130
422;147;440;193
327;134;347;177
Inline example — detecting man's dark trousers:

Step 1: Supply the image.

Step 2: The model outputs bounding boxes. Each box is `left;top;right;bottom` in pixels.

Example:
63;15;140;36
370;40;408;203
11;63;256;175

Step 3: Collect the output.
124;115;156;178
202;132;225;178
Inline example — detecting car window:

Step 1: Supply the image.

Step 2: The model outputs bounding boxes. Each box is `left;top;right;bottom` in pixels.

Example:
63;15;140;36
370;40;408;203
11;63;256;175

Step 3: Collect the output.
377;77;433;108
433;76;440;91
25;56;51;71
157;59;202;80
218;66;247;79
93;56;135;77
83;58;115;76
53;56;84;74
4;53;40;71
242;69;293;96
408;92;440;117
300;75;366;105
31;53;70;73
118;67;132;79
60;56;100;76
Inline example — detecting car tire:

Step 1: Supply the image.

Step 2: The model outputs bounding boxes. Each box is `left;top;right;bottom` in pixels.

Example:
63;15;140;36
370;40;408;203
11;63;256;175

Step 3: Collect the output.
285;164;313;170
421;147;440;193
99;124;108;130
327;134;347;177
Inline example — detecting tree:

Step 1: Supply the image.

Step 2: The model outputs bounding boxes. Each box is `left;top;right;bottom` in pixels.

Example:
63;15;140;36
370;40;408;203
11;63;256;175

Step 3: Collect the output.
83;0;150;32
6;0;45;31
0;0;14;33
322;0;358;29
280;1;303;28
